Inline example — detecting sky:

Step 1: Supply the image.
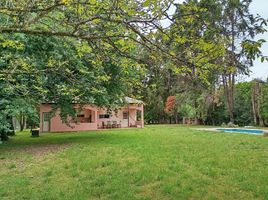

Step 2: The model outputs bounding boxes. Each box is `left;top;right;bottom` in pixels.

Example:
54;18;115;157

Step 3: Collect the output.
248;0;268;81
163;0;268;81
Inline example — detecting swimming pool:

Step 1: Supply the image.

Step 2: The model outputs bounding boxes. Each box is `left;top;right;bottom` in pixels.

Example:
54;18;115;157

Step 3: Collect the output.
216;128;264;135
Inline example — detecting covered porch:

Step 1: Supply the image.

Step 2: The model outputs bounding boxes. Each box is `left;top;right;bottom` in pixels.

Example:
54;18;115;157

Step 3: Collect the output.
97;97;144;129
127;104;144;128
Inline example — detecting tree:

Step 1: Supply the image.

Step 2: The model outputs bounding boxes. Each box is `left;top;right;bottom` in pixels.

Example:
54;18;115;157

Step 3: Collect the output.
261;79;268;125
164;96;178;123
199;0;267;123
0;102;12;141
0;0;201;129
0;0;192;67
0;33;143;139
234;82;251;126
1;0;267;132
5;98;39;131
251;79;264;126
178;104;196;124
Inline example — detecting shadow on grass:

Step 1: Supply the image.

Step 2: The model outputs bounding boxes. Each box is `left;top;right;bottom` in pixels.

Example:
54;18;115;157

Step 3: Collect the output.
0;129;138;154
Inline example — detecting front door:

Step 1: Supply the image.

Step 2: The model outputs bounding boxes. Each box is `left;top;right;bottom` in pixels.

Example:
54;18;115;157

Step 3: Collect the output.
122;111;129;127
42;112;50;132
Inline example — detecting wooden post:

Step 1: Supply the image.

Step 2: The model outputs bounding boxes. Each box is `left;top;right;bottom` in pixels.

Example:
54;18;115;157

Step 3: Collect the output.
128;104;130;127
40;106;43;133
141;104;144;128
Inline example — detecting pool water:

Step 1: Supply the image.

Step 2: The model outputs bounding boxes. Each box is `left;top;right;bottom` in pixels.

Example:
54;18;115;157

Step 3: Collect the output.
217;128;264;135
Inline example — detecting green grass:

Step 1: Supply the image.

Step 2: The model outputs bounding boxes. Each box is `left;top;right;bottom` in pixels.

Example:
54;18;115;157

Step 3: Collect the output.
0;125;267;200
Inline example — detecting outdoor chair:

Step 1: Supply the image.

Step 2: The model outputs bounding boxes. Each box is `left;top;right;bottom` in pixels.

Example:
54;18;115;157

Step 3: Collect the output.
102;121;107;129
112;121;117;128
106;121;112;128
117;121;121;128
130;122;137;127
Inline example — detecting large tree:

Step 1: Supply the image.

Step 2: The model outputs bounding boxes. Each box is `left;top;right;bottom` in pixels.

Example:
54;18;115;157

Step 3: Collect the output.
0;33;142;140
199;0;267;123
0;0;185;65
143;0;267;125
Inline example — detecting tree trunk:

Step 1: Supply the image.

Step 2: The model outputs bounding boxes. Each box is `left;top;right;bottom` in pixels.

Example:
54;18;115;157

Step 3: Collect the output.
175;114;178;124
195;118;198;125
222;8;236;124
0;131;9;141
222;74;235;123
256;82;264;126
182;117;186;124
8;116;15;136
251;81;265;126
19;114;25;132
251;87;257;125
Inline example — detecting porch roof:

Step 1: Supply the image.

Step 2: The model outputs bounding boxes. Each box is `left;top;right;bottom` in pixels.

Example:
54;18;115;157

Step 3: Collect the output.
124;97;143;104
41;96;143;105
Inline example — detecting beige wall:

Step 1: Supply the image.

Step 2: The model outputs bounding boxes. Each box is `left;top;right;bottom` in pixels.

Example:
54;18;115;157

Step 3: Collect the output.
40;103;144;132
40;104;98;132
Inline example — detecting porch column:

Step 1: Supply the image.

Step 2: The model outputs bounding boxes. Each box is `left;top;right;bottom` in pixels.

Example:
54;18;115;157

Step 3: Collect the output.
141;104;144;128
94;110;98;128
128;104;130;127
39;105;43;133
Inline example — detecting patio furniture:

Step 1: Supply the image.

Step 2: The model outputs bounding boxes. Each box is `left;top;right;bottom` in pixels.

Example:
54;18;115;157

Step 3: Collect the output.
117;121;121;128
31;129;39;137
112;121;117;128
130;122;137;127
106;121;112;128
102;121;107;129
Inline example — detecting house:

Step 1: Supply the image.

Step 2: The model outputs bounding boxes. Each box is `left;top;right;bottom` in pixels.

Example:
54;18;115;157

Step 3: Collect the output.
39;97;144;133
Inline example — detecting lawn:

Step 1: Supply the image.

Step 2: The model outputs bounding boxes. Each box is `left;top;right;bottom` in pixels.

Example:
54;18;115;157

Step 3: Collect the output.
0;125;267;200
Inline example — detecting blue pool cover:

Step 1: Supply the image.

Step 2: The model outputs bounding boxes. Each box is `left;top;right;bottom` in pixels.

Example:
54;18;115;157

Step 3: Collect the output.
217;128;264;135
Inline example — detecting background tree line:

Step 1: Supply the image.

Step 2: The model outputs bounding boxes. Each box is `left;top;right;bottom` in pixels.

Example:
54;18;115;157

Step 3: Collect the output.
141;0;268;126
144;77;268;127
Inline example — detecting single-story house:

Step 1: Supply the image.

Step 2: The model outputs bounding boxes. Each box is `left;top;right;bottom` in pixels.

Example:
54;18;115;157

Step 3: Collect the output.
39;97;144;133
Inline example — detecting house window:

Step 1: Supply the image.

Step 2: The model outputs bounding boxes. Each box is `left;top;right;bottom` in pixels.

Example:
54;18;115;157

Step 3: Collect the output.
77;110;84;118
43;113;50;122
136;110;141;121
72;110;91;123
123;112;128;119
99;114;110;119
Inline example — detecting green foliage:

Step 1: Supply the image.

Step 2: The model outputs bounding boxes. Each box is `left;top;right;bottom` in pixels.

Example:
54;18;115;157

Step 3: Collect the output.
168;1;226;84
5;98;39;130
0;109;10;133
261;81;268;125
142;0;267;126
1;0;162;127
0;34;142;127
234;82;252;126
178;104;196;119
0;0;267;128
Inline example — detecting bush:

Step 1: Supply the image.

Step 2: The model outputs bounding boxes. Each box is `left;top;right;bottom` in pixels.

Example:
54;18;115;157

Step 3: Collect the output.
227;122;238;128
0;131;9;141
221;122;226;127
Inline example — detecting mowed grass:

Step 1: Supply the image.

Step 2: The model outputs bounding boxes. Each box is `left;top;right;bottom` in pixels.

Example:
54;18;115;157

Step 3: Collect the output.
0;125;267;200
